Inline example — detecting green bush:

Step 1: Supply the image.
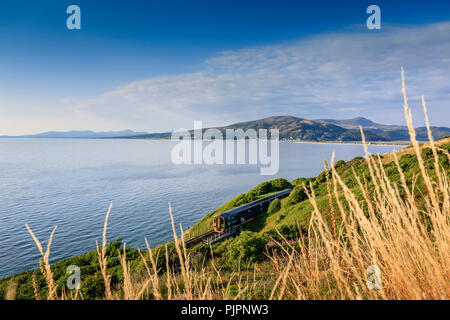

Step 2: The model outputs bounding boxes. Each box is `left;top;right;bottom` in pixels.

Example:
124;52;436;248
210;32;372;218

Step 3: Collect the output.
82;274;105;299
227;231;267;264
270;178;292;191
276;213;285;222
283;186;307;207
440;143;450;152
253;181;272;195
334;160;346;169
250;178;292;196
268;198;281;215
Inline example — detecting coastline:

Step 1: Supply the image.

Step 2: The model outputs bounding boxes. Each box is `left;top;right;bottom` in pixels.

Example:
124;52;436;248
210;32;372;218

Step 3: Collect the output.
0;136;412;147
284;140;411;147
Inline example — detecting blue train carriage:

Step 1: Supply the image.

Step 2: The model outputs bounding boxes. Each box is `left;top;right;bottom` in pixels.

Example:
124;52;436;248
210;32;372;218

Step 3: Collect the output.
213;189;292;233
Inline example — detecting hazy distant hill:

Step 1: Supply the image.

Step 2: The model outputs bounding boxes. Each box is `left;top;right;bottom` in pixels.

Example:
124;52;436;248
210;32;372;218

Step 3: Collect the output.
0;130;149;139
315;117;450;141
314;117;406;130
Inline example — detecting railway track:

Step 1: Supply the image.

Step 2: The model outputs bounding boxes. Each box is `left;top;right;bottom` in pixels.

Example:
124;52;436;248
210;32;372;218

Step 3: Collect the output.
184;218;255;247
184;230;215;247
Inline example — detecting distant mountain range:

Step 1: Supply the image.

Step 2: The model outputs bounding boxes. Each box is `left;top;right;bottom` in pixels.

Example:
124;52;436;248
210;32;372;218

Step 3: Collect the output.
312;116;450;141
123;116;450;142
0;129;149;139
2;116;450;142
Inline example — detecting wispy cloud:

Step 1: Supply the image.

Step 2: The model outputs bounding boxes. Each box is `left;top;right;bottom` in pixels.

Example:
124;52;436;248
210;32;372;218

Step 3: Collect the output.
72;22;450;130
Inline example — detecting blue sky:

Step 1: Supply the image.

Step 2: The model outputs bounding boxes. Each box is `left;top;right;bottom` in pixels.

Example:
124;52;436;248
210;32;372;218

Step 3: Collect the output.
1;0;450;134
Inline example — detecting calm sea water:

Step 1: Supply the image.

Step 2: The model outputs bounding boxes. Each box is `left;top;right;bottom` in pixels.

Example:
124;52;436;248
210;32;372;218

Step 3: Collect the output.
0;138;402;277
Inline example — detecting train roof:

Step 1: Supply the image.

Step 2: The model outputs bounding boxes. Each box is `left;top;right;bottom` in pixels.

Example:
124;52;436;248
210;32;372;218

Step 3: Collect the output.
216;188;292;218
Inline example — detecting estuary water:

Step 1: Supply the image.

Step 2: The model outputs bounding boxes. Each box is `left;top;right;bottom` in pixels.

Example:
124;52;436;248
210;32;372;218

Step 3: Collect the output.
0;138;402;277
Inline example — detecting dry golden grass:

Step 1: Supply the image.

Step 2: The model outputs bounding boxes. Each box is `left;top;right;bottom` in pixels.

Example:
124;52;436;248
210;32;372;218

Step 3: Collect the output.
95;202;113;299
25;224;58;300
20;69;449;300
5;279;18;300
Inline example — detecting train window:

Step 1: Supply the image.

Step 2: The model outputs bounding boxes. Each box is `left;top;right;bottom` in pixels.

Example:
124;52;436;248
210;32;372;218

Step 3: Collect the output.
214;216;225;233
